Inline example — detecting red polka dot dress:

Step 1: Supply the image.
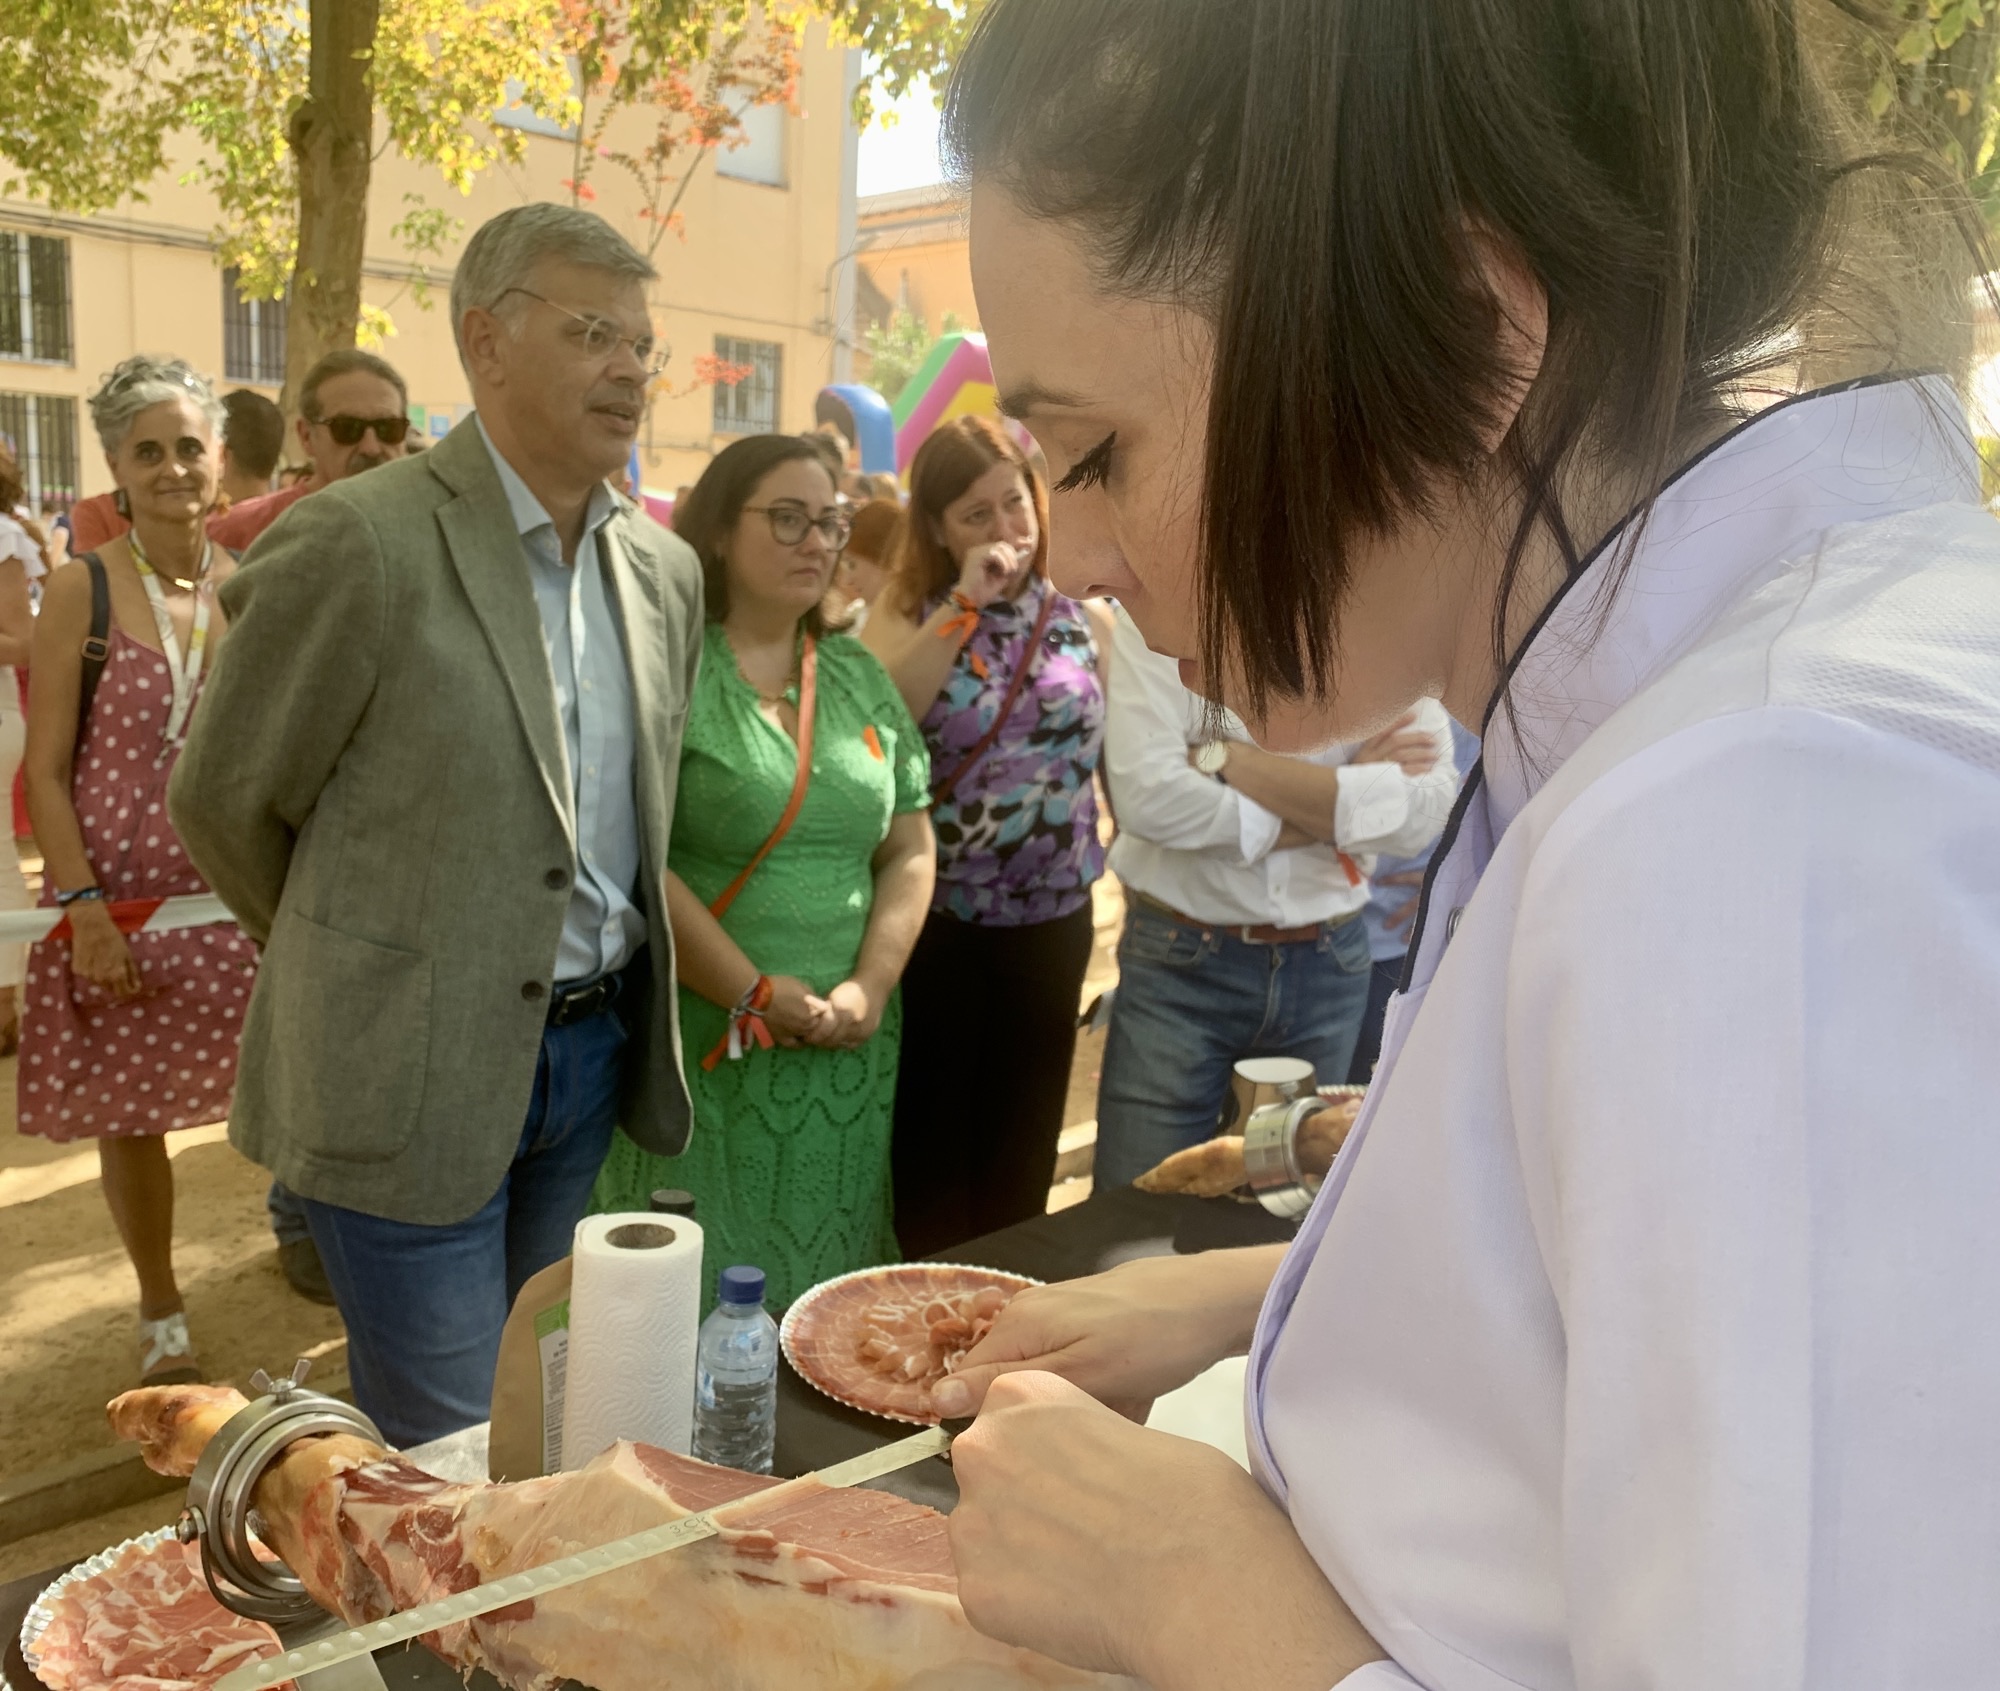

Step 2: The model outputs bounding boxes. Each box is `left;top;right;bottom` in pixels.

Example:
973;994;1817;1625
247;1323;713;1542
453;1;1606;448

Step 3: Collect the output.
18;630;256;1142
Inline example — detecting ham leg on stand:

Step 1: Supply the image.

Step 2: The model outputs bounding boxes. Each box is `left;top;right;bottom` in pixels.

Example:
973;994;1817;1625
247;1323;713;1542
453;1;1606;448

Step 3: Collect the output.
108;1386;1139;1691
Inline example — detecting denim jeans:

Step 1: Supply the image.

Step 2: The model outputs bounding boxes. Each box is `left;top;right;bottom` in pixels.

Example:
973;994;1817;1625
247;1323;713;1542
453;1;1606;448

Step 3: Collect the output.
301;1003;629;1447
1093;900;1374;1191
266;1180;313;1247
1346;956;1407;1084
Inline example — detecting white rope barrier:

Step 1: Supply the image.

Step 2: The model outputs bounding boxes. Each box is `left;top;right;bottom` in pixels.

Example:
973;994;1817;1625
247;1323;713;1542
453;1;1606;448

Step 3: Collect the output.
0;891;238;945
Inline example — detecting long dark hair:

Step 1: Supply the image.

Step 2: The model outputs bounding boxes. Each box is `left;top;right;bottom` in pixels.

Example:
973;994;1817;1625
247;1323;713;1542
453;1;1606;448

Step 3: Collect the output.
674;434;848;635
944;0;1978;721
888;416;1050;620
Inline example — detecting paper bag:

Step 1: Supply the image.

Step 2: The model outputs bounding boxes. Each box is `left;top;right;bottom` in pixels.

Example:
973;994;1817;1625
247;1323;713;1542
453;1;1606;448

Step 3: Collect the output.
489;1256;573;1482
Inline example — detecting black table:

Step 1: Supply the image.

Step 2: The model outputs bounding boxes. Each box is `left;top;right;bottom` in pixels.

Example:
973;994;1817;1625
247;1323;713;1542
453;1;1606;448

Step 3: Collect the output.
2;1188;1292;1691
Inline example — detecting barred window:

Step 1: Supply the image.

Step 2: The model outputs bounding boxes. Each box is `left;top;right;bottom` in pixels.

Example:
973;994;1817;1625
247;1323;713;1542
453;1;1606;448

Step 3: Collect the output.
0;232;74;365
223;267;287;386
0;391;81;512
712;336;782;435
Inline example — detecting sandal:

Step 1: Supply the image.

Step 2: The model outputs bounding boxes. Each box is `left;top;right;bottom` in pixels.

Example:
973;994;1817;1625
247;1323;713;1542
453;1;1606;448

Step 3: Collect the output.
139;1310;203;1386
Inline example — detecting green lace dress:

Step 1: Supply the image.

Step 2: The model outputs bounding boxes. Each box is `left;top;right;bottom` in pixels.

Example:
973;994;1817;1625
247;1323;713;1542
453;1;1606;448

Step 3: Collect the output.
591;623;931;1310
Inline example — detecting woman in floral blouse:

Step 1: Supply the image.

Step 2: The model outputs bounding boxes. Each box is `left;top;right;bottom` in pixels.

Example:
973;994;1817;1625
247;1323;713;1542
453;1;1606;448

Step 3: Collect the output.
864;417;1106;1255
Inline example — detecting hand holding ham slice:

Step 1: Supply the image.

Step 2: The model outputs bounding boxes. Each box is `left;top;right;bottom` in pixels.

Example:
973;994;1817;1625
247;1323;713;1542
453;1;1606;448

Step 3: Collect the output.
101;1384;1135;1691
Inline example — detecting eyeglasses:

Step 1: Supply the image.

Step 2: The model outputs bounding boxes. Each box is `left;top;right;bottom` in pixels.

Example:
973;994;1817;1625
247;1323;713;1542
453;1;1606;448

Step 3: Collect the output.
744;503;852;549
501;288;670;378
313;414;412;447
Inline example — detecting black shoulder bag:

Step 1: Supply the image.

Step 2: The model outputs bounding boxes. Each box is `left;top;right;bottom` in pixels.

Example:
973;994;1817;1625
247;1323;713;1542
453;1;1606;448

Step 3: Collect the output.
74;550;111;758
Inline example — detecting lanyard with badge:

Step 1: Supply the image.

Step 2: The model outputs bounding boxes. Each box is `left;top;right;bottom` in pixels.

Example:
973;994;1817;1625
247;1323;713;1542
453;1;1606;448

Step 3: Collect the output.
125;527;213;765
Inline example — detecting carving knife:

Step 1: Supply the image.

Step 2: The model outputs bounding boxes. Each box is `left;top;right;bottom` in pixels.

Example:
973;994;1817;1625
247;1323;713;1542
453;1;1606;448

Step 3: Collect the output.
213;1421;968;1691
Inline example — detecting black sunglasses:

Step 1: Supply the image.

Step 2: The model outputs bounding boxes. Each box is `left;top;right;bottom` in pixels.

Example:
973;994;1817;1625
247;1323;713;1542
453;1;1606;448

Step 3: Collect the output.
316;414;412;447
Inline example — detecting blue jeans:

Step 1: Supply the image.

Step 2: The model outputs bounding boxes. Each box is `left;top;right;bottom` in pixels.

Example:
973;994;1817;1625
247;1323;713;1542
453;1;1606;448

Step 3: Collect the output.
301;1005;629;1447
1093;901;1374;1190
1346;956;1406;1083
267;1180;312;1246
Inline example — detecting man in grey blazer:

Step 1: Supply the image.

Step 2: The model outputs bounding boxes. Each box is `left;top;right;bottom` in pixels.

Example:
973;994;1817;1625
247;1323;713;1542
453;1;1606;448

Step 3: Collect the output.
171;205;702;1445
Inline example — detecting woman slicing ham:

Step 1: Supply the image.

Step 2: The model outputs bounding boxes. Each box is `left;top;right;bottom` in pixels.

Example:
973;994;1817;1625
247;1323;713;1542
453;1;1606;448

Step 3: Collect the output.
932;3;2000;1688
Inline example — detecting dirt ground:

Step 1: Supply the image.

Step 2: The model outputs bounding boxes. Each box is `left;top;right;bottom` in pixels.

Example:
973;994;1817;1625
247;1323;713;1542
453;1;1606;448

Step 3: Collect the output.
0;874;1125;1584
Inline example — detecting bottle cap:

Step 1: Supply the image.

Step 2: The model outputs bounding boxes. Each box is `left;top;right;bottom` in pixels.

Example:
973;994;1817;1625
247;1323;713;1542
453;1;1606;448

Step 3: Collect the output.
649;1189;698;1218
717;1265;766;1307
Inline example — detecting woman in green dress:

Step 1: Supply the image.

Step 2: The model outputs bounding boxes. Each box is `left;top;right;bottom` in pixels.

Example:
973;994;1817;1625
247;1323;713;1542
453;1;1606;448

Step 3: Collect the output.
591;435;934;1309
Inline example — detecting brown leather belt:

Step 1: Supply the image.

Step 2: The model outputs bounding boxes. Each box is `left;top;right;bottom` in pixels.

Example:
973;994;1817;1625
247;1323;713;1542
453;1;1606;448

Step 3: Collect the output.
1133;891;1361;946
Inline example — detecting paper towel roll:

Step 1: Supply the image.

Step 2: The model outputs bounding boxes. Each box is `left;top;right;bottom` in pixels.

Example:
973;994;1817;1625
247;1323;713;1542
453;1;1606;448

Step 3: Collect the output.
560;1211;705;1469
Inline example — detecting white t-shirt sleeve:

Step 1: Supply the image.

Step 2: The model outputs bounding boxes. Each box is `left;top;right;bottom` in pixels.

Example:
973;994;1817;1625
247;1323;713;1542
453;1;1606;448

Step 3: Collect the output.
1506;707;2000;1686
0;513;40;575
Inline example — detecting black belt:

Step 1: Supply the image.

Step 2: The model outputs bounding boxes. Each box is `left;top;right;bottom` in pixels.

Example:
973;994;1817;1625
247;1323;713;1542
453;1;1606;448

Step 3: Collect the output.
547;969;625;1028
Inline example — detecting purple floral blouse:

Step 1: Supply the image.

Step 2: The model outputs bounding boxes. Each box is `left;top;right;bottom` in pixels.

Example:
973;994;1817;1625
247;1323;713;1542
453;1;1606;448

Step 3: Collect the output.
920;574;1105;926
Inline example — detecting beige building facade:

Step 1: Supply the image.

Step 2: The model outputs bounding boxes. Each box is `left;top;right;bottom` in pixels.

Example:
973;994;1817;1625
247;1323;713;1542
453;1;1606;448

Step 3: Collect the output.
0;25;863;512
853;182;975;372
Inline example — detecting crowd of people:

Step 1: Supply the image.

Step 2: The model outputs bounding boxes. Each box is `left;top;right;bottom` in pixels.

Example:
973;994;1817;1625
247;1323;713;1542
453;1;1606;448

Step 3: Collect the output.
17;0;1991;1679
4;199;1464;1443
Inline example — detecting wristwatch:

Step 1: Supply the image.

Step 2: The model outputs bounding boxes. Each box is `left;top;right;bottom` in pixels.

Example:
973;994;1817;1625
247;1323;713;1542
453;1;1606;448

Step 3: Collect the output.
1192;740;1231;781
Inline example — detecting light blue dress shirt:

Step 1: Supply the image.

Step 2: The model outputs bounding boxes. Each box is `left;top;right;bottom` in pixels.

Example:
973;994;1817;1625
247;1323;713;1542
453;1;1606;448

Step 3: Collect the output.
478;421;646;985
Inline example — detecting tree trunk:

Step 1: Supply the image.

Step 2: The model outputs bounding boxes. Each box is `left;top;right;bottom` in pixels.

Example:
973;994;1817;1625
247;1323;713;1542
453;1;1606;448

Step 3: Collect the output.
281;0;382;421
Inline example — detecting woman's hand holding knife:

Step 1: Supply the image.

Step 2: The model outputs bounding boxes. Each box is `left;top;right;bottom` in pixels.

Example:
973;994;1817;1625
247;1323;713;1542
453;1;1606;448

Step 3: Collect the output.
933;1250;1386;1689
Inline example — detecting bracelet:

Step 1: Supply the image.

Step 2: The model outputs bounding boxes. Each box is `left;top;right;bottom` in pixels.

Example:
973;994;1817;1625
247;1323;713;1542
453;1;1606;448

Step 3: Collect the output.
703;973;778;1070
936;590;981;643
55;885;105;908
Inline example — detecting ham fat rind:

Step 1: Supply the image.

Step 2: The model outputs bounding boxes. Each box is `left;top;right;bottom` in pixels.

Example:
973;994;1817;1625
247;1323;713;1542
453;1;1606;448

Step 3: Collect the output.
108;1386;1134;1691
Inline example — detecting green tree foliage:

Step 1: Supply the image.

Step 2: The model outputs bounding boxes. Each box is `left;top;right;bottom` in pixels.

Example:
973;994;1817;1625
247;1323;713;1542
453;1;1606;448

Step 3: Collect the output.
557;1;804;262
1851;0;2000;221
820;0;982;125
863;305;962;409
0;2;181;212
0;0;970;406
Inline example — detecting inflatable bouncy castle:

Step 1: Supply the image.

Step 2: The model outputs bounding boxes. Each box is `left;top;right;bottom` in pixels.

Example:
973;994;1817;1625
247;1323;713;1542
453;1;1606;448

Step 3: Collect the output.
890;332;1004;472
816;330;1027;484
814;386;897;474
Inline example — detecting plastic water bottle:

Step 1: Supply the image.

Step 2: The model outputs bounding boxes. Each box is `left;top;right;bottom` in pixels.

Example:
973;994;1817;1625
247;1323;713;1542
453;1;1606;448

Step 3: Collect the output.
692;1265;778;1472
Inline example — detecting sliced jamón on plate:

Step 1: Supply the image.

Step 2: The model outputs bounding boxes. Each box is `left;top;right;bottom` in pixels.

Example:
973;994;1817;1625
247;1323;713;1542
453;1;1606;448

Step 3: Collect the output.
781;1262;1042;1424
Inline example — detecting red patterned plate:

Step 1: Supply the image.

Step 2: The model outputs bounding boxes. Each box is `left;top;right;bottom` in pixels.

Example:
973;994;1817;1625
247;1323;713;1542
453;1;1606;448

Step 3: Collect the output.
781;1262;1043;1425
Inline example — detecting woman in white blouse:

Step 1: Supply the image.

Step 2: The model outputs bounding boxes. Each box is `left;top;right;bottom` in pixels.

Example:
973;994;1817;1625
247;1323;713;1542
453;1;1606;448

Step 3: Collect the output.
0;444;48;1048
927;3;2000;1689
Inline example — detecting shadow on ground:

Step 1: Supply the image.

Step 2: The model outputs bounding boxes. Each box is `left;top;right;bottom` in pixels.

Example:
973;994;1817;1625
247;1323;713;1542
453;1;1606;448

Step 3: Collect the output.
0;1133;345;1484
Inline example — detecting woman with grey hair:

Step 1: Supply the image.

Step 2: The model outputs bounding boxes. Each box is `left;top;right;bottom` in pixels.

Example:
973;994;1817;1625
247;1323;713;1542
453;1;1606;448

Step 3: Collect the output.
20;355;256;1386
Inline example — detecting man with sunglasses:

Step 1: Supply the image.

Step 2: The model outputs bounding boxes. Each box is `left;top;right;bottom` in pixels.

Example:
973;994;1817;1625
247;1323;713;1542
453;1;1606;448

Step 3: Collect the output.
203;348;415;1309
207;349;413;553
172;204;704;1447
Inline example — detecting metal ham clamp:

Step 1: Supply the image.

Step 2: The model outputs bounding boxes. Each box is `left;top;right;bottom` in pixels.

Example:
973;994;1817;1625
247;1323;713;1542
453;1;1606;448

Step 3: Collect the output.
176;1359;390;1691
1241;1083;1367;1216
